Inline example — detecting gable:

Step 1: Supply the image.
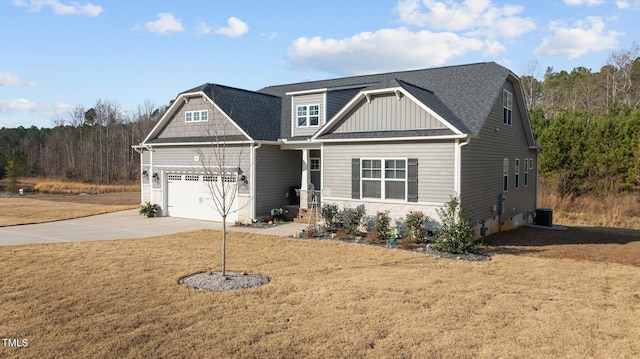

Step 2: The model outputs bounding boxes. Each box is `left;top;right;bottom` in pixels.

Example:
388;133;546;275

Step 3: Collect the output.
330;92;448;134
152;95;245;142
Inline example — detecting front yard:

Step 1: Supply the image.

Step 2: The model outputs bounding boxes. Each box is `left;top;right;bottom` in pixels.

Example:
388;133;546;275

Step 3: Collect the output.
1;228;639;358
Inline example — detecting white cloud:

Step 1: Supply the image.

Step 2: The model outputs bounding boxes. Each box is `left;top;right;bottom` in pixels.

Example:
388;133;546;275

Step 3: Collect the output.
12;0;102;16
564;0;604;6
0;99;38;112
0;71;36;87
195;21;213;35
288;28;486;75
0;98;73;120
144;13;184;35
534;17;622;58
616;0;630;9
396;0;536;38
214;17;249;38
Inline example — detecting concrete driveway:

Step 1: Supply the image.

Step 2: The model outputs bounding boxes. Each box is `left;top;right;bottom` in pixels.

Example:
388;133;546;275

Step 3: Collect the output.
0;209;307;246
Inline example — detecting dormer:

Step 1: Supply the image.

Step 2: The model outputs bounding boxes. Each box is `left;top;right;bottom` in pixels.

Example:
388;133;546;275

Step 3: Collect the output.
286;88;327;137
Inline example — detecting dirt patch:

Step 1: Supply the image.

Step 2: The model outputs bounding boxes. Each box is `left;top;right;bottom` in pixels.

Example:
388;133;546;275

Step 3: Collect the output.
485;225;640;267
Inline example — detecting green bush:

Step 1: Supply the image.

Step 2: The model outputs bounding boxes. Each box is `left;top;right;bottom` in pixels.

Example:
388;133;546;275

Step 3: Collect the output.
271;208;289;221
321;204;342;231
432;196;478;254
404;211;430;244
343;206;365;236
374;211;391;241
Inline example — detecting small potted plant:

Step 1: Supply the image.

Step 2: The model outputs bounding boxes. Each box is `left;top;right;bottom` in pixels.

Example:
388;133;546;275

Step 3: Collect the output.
139;202;161;217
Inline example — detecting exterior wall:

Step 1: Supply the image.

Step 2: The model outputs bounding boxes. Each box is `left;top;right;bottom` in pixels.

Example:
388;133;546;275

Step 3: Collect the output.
143;144;252;220
460;80;537;237
255;145;302;218
292;93;325;137
322;141;455;222
332;94;447;133
156;95;244;139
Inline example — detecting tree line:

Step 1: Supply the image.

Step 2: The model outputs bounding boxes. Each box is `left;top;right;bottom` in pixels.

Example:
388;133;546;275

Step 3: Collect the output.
2;44;640;196
0;100;165;183
525;44;640;197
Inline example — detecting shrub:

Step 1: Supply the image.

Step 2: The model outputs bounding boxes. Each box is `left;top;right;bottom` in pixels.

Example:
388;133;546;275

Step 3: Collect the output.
404;211;430;244
374;211;391;241
271;208;289;222
305;225;319;238
335;228;350;241
321;204;342;231
366;231;382;244
343;207;365;236
432;196;478;254
398;236;415;250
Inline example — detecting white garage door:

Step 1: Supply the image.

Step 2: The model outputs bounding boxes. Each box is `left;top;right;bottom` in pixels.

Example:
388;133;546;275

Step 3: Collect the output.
166;173;238;222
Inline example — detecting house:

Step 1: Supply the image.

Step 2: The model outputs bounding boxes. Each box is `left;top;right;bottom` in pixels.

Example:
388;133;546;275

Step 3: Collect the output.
134;62;539;237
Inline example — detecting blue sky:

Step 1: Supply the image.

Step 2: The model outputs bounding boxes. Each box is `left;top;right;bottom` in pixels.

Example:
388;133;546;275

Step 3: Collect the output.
1;0;639;128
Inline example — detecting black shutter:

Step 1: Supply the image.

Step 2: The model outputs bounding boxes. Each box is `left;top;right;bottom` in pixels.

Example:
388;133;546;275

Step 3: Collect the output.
407;158;418;202
351;158;360;199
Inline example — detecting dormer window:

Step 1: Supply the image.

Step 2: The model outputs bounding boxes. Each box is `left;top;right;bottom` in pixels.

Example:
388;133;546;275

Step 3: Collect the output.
185;110;208;123
503;90;512;125
297;105;320;127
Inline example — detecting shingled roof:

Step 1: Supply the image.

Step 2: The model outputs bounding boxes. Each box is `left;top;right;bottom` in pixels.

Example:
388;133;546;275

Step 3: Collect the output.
258;62;513;140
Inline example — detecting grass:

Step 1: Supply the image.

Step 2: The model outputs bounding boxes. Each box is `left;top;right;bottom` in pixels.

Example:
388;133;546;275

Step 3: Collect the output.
538;181;640;229
1;230;639;358
0;193;139;226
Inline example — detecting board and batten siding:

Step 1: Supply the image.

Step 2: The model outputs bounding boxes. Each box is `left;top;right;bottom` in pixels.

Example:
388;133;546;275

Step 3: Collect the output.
332;94;447;133
254;145;301;217
322;141;455;219
292;93;325;137
155;96;245;140
460;80;537;234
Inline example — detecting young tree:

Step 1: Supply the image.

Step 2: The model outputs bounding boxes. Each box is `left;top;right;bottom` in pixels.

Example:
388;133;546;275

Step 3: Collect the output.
195;111;250;279
5;159;20;194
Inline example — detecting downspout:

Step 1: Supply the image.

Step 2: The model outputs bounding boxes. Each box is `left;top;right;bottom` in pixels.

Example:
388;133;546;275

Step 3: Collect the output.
133;145;144;204
455;136;471;196
251;143;262;221
146;145;153;205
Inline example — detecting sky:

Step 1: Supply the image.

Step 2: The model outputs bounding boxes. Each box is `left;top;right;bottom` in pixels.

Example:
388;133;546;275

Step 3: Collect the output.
1;0;639;128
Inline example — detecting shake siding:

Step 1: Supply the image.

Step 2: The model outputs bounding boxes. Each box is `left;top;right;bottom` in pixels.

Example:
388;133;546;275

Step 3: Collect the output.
255;145;302;217
460;81;537;224
292;93;325;137
333;94;446;133
156;97;244;139
323;141;455;203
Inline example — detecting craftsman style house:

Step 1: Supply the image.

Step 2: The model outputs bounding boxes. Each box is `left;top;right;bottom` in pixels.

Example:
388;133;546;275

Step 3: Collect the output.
135;62;539;237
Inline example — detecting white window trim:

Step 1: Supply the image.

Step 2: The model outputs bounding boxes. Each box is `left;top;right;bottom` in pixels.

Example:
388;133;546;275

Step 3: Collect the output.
310;157;320;171
296;104;321;128
503;90;513;126
524;159;529;187
361;158;408;201
185;110;209;123
515;158;520;189
503;158;509;192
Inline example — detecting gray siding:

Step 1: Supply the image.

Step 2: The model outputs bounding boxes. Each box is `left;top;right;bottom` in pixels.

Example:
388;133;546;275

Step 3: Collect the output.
460;80;537;226
155;96;244;140
323;141;455;203
292;93;325;137
332;94;447;133
255;145;302;217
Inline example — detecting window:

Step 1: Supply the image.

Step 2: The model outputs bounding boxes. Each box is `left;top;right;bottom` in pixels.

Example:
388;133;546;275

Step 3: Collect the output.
185;175;200;181
524;159;529;186
310;158;320;171
296;105;320;127
185;110;209;123
515;159;520;189
503;90;512;125
361;159;406;200
503;158;509;192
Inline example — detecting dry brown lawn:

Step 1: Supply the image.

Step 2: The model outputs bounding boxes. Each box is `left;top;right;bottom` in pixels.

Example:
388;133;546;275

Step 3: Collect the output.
0;193;139;226
1;227;640;358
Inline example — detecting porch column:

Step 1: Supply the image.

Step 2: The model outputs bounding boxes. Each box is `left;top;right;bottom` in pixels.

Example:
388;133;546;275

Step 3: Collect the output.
300;149;310;209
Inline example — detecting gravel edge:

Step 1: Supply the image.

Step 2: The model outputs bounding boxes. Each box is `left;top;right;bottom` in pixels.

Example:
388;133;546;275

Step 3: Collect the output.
179;271;270;292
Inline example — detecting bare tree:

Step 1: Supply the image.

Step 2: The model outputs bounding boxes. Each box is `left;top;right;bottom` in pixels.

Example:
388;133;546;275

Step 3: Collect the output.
195;111;251;279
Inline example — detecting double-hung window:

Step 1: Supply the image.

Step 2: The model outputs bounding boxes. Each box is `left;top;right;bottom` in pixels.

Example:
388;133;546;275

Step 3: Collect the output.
503;90;512;125
185;110;209;123
524;159;529;186
296;105;320;127
503;158;509;192
515;158;520;189
361;159;406;200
